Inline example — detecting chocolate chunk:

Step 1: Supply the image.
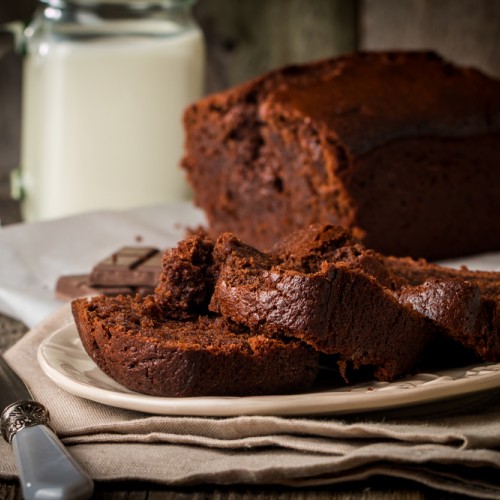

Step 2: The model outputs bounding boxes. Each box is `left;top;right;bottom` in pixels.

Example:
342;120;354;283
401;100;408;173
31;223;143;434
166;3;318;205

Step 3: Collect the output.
55;274;155;300
56;246;163;300
89;247;162;287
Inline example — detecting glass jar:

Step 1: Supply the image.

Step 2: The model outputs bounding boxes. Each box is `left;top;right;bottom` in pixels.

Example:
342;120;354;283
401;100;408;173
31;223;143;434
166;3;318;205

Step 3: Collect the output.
16;0;204;222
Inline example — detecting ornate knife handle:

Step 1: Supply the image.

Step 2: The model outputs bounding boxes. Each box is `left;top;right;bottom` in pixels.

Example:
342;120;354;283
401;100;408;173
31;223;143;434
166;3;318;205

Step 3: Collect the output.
1;399;93;500
1;400;50;443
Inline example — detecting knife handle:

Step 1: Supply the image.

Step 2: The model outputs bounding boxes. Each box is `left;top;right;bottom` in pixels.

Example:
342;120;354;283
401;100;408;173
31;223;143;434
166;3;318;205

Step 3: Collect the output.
1;400;93;500
12;424;94;500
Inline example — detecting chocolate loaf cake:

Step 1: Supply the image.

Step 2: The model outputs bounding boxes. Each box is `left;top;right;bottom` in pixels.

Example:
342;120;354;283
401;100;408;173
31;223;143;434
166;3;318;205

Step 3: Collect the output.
72;295;319;397
182;51;500;260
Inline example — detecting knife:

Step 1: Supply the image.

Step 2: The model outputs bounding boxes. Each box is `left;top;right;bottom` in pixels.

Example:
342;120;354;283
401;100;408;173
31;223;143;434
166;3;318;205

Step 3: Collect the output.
0;356;94;500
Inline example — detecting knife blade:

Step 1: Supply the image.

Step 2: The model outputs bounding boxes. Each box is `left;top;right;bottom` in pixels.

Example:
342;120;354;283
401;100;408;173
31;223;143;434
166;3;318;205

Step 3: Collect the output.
0;356;94;500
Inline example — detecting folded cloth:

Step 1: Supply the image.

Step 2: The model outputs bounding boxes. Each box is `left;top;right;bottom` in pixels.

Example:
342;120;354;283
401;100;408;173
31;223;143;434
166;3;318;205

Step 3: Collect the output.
1;306;500;498
0;202;206;328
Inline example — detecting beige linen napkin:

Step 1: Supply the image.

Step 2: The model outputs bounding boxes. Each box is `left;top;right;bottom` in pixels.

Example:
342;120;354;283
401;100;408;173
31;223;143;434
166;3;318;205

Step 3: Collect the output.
1;306;500;499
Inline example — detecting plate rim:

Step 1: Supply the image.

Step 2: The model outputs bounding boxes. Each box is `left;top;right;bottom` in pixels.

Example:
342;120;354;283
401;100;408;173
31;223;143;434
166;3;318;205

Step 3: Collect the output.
37;321;500;417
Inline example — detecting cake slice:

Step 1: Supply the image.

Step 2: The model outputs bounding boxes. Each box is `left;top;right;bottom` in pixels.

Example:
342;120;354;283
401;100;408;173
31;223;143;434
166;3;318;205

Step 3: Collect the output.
72;294;319;397
385;257;500;361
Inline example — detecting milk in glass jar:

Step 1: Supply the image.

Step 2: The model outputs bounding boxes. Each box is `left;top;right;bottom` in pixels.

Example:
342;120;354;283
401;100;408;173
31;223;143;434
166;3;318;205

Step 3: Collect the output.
17;0;204;221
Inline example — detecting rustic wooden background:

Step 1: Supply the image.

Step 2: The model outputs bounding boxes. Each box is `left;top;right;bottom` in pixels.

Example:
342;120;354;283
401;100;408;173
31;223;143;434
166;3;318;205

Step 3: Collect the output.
0;0;499;226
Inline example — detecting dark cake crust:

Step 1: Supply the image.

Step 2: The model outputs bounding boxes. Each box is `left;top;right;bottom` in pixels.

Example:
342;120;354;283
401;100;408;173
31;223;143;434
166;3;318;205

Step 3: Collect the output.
72;295;319;397
182;51;500;259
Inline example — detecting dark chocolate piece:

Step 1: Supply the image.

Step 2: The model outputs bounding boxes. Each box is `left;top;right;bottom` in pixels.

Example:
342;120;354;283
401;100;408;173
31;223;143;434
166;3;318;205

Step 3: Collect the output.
56;246;163;300
55;274;155;300
89;247;162;287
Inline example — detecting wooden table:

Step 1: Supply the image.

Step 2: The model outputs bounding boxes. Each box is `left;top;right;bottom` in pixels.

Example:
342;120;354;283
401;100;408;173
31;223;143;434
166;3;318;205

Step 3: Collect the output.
0;312;461;500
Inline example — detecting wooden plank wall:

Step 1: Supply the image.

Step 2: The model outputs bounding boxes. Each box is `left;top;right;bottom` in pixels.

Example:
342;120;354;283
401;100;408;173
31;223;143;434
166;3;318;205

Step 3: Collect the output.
0;0;499;224
360;0;500;78
193;0;500;92
193;0;357;92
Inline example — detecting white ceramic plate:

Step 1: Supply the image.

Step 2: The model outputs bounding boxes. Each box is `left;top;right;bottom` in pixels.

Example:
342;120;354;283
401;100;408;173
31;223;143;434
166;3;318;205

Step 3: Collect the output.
37;321;500;417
